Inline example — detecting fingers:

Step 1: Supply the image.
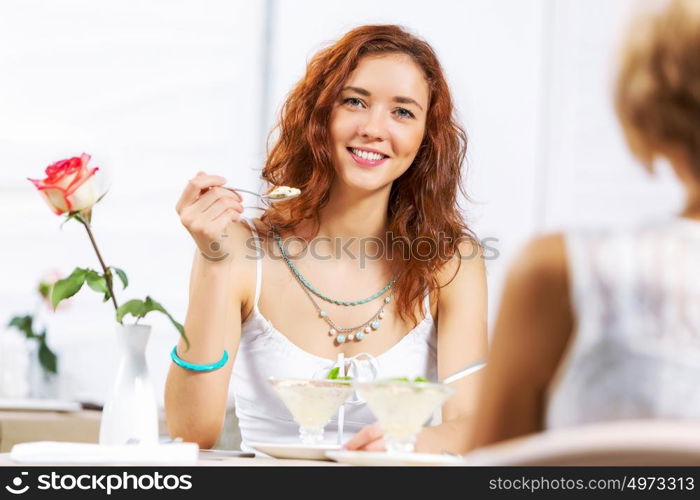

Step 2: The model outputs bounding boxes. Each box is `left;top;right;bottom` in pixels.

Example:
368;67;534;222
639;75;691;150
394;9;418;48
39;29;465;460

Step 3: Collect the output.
343;422;383;450
200;188;244;218
220;186;243;203
190;186;242;215
359;437;386;452
176;171;248;259
209;199;243;221
179;187;241;227
179;197;242;252
175;172;227;213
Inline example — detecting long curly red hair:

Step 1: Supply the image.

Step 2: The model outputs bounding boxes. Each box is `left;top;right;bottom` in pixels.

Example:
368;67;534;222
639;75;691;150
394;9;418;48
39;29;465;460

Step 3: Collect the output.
260;24;474;325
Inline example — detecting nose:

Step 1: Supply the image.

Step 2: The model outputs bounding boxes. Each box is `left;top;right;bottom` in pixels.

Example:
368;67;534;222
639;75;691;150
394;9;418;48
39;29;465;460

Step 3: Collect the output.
358;108;387;141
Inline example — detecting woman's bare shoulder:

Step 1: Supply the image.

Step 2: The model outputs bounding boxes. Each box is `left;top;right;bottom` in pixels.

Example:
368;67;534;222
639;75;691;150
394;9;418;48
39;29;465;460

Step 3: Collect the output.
432;236;487;322
435;235;485;289
509;233;568;286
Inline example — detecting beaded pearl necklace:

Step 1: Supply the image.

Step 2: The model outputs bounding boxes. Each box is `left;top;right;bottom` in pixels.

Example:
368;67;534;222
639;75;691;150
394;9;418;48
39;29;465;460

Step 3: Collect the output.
272;226;394;344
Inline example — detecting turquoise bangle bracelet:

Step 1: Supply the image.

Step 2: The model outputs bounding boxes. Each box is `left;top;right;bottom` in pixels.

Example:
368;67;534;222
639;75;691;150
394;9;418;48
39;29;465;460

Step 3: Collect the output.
170;346;229;372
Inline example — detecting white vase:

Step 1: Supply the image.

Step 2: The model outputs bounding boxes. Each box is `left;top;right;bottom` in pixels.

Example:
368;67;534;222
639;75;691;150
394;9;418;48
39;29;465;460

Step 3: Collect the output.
99;324;158;445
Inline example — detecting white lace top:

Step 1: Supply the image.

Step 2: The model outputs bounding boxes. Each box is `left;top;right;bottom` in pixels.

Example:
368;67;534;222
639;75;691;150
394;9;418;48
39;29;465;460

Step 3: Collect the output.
229;219;438;451
546;217;700;429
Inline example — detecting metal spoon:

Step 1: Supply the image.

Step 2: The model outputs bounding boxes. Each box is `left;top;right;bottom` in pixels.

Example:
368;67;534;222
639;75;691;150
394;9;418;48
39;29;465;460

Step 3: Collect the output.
222;186;300;202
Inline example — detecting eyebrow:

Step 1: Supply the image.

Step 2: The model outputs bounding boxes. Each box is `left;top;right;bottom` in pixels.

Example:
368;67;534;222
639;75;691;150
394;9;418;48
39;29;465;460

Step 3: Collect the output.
341;86;424;111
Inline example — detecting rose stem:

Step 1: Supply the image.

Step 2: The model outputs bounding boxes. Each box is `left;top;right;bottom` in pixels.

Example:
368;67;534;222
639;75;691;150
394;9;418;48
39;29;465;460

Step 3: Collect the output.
75;213;119;312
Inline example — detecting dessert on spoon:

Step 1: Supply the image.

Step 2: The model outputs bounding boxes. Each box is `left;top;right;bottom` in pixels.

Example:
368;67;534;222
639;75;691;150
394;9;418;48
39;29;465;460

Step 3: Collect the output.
223;185;301;202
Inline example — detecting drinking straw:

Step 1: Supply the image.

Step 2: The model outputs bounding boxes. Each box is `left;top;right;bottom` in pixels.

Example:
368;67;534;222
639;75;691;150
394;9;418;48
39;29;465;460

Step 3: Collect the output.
441;360;486;385
430;360;487;425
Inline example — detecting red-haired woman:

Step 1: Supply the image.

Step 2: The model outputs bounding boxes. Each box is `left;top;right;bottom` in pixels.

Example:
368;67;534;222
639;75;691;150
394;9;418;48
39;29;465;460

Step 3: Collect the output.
166;25;487;455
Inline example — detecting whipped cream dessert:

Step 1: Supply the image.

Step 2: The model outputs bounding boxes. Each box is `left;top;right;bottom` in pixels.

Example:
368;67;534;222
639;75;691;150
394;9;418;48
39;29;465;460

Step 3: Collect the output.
266;185;301;200
270;379;353;429
354;380;454;452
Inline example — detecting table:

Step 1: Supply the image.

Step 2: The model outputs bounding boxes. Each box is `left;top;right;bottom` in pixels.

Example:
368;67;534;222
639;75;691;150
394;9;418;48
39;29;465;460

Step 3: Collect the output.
0;410;101;453
0;453;341;466
0;409;340;466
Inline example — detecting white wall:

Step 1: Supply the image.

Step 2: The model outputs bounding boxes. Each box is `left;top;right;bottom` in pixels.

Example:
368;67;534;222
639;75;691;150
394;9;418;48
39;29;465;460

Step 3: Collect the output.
0;0;266;403
540;0;684;231
0;0;686;405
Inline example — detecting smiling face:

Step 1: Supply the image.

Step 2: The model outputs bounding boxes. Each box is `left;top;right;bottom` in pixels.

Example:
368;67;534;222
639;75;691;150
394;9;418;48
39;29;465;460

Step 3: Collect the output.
328;53;429;194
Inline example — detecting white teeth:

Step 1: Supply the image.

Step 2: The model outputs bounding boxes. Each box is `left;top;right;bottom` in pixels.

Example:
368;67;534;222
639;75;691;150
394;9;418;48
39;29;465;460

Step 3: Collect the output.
351;148;385;161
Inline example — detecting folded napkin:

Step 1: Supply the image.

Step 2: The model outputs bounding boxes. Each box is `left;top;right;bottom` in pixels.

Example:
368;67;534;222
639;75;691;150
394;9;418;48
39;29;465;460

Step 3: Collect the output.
11;441;199;464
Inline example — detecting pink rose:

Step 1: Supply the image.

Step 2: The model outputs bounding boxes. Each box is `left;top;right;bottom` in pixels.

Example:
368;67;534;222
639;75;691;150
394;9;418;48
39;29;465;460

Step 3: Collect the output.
28;153;100;215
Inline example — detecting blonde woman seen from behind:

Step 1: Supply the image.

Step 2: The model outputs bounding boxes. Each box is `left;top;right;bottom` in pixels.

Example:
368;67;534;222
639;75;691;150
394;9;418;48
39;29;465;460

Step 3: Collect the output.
471;0;700;449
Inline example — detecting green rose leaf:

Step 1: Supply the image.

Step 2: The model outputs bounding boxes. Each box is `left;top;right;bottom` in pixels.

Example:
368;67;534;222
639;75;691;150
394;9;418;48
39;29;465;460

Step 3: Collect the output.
8;317;58;375
50;268;87;309
85;269;109;295
38;337;58;374
38;282;52;300
111;267;128;289
116;299;147;323
143;296;186;341
8;315;34;339
117;296;188;348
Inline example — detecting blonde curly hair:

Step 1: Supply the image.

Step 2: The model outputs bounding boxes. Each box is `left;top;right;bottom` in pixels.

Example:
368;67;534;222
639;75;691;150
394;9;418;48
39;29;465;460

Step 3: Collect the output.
615;0;700;175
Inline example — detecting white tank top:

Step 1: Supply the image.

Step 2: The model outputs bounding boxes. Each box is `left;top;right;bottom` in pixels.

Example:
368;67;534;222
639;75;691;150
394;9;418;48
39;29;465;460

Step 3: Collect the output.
546;217;700;429
230;219;438;451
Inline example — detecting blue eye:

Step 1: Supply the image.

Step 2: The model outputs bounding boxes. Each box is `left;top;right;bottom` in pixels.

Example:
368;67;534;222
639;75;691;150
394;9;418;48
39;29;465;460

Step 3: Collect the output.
395;108;415;119
343;97;365;108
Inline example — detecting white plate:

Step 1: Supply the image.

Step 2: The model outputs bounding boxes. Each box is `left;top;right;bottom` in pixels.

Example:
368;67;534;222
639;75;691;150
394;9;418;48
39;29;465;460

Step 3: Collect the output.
325;450;464;466
247;442;342;460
